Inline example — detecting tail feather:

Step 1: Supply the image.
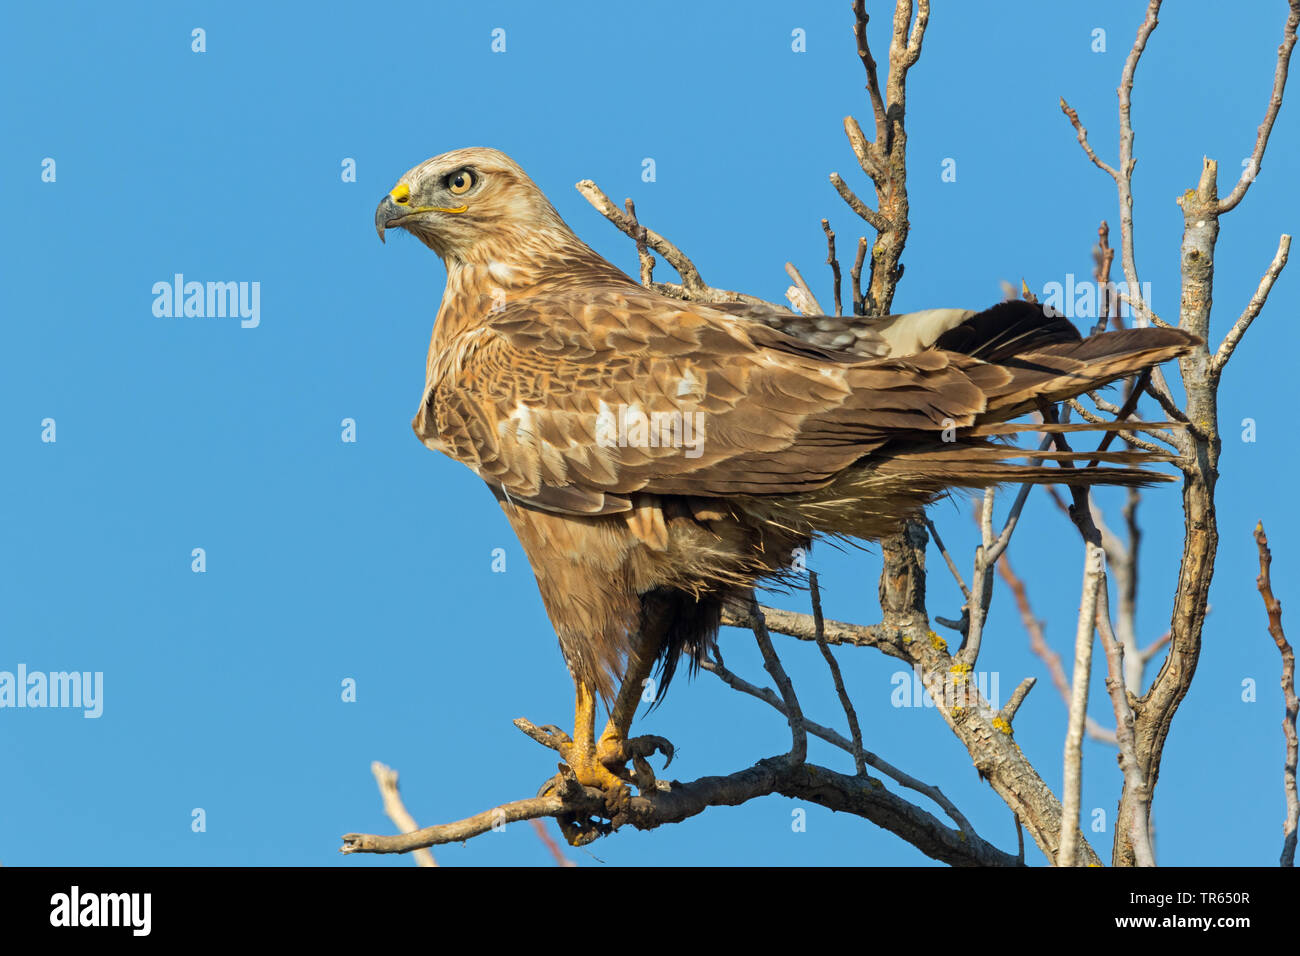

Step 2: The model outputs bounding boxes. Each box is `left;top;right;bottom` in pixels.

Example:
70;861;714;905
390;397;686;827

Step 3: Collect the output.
968;419;1181;438
872;440;1177;489
974;327;1199;421
932;299;1081;362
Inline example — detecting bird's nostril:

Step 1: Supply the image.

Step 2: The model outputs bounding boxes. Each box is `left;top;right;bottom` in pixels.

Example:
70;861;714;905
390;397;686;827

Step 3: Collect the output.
390;183;412;205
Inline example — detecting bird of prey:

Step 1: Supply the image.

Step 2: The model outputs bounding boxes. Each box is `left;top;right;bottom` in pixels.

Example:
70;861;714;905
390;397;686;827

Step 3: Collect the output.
375;147;1195;826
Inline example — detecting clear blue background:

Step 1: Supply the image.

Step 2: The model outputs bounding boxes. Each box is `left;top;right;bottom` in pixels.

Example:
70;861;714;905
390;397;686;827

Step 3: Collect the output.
2;0;1296;866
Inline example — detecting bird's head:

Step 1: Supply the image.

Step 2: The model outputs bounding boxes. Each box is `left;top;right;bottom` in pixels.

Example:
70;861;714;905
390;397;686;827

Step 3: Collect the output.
375;147;570;265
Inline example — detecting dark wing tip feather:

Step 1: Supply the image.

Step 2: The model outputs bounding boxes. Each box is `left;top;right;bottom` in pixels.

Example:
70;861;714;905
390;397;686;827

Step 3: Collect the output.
932;300;1081;362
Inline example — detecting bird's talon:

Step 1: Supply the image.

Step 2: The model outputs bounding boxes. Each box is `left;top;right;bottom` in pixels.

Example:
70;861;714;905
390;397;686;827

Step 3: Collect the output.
631;754;657;791
538;724;571;743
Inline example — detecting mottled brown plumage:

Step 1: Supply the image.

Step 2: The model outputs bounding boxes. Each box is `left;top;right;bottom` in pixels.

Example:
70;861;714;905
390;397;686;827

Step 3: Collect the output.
375;148;1195;793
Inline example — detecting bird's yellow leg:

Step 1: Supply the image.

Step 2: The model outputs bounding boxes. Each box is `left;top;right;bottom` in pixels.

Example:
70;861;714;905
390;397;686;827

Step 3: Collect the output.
543;636;674;847
555;681;626;792
596;627;674;783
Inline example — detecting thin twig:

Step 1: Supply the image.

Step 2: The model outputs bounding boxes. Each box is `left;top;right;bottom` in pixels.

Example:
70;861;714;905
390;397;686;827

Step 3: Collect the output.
851;236;868;316
1093;583;1157;865
996;550;1118;746
1067;396;1177;452
1254;522;1298;867
925;517;971;601
575;179;783;307
624;198;656;288
1059;98;1119;180
1059;541;1104;867
787;261;826;316
956;434;1050;667
1085;369;1151;467
748;596;808;764
1064;0;1181;418
529;819;578;867
810;572;866;776
369;762;438;867
843;115;886;181
702;652;977;837
821;219;844;316
1094;220;1118;333
1211;234;1292;377
1042;407;1156;865
830;172;892;232
1216;2;1300;215
852;0;888;143
346;748;1015;865
999;677;1037;726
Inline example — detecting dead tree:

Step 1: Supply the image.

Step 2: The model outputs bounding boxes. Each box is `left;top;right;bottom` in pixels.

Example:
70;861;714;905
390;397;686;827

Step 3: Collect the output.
343;0;1297;866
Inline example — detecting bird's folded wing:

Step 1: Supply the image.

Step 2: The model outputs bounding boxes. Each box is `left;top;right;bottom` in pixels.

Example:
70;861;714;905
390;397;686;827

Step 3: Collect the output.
709;301;990;358
416;289;1000;515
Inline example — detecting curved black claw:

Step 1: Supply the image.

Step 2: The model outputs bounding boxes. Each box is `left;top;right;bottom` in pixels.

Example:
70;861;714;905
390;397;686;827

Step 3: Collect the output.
631;754;657;792
537;769;614;847
596;734;675;795
558;814;610;847
619;734;675;768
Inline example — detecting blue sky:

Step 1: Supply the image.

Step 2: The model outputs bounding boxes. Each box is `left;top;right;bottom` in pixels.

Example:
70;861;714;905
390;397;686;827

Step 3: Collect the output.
1;0;1296;866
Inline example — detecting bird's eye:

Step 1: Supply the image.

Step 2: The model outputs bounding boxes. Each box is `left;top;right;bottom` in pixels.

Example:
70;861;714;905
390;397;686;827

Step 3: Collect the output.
447;170;475;195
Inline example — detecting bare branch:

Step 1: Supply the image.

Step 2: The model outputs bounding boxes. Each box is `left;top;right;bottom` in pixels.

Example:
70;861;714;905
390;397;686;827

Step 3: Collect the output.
1094;585;1157;866
810;571;865;776
1254;522;1298;867
821;219;844;316
1117;292;1174;330
956;436;1049;667
1083;369;1151;467
576;179;785;308
1114;0;1162;299
843;115;886;181
830;172;892;232
1211;233;1292;376
996;549;1118;746
576;179;707;295
902;0;931;66
1041;406;1156;865
1059;541;1104;867
748;597;808;764
346;753;1018;866
722;602;899;655
842;0;930;315
1094;220;1118;333
702;649;977;838
999;677;1037;727
851;236;868;316
784;262;825;317
623;198;656;289
702;650;855;753
851;0;888;144
345;774;606;855
1059;97;1119;180
1140;632;1171;663
1064;0;1184;422
369;762;438;867
1066;397;1177;453
529;819;578;867
731;524;1103;865
1216;2;1300;214
924;516;970;601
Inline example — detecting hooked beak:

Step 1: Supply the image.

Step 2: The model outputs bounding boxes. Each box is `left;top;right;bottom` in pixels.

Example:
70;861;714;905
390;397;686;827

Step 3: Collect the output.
375;182;468;243
375;193;404;244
